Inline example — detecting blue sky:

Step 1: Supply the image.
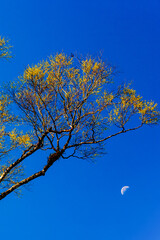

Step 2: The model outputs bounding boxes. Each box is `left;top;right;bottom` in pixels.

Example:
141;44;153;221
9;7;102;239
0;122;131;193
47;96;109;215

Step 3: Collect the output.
0;0;160;239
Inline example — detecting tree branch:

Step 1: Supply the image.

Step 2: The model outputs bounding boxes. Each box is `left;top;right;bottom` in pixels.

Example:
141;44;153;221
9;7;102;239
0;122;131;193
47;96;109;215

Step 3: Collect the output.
67;124;143;149
0;150;62;200
0;127;53;184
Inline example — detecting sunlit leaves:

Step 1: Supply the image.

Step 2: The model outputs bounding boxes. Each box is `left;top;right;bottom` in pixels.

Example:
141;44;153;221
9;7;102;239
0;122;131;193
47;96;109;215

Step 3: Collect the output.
9;129;32;147
0;93;32;161
108;86;159;128
139;100;158;124
24;64;45;81
0;37;12;59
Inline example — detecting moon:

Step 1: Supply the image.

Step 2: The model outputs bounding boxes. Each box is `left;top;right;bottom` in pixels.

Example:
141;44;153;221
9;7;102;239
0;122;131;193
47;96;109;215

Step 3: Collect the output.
121;186;130;195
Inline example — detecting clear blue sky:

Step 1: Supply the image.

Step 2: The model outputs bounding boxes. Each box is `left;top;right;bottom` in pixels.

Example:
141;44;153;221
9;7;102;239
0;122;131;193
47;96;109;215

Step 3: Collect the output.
0;0;160;239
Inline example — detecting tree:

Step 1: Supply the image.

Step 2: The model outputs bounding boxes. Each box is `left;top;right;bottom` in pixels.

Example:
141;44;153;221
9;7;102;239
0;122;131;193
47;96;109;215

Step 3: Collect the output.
0;38;159;200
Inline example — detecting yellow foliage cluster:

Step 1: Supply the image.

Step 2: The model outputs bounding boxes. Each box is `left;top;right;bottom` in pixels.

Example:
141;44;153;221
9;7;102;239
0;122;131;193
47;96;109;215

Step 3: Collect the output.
0;95;15;151
0;36;12;59
82;58;104;75
0;92;34;154
81;58;111;82
22;54;111;90
109;86;159;127
9;129;32;147
54;53;72;66
139;101;158;124
24;64;45;81
0;96;12;121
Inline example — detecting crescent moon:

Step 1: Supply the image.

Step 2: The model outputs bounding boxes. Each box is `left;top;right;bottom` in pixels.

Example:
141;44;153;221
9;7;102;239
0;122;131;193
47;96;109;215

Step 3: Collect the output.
121;186;130;195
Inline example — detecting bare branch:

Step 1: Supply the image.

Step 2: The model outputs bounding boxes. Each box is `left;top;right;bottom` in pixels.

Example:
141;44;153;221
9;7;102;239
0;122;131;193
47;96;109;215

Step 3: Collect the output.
67;124;143;149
